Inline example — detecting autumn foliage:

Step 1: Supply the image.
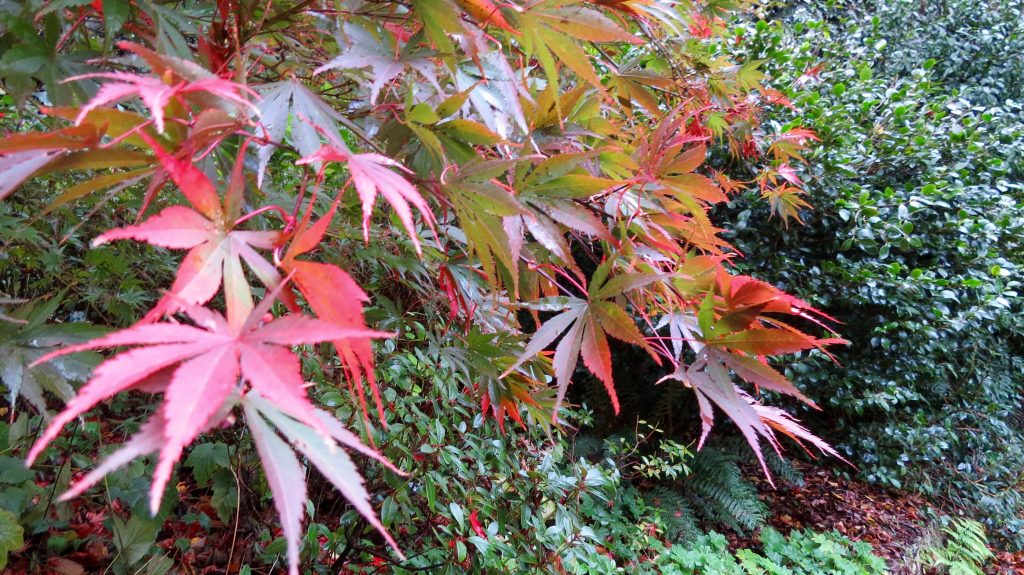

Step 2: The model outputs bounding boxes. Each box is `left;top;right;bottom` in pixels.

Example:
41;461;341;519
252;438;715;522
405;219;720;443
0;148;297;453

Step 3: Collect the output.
0;0;845;571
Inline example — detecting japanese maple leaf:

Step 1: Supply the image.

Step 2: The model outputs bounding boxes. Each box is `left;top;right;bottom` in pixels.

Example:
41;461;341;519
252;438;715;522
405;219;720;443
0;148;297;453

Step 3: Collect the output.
517;3;639;97
454;0;518;35
768;127;819;162
597;113;735;257
0;150;66;201
671;275;845;368
243;393;404;575
754;402;849;465
252;79;346;187
654;274;846;484
26;291;391;515
503;265;666;418
775;163;803;186
66;41;257;135
278;199;385;423
298;138;436;254
71;72;257;134
96;136;284;327
661;349;847;486
761;185;812;227
0;124;104;201
57;389;404;575
315;23;440;103
94;205;281;327
454;47;528;139
509;152;622;269
715;271;842;332
664;353;781;479
634;112;727;220
609;57;673;116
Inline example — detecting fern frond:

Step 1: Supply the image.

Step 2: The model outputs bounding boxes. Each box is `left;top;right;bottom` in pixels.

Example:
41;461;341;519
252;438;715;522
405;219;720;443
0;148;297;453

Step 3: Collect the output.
942;518;993;570
918;517;993;575
685;448;768;533
645;485;700;541
717;435;805;486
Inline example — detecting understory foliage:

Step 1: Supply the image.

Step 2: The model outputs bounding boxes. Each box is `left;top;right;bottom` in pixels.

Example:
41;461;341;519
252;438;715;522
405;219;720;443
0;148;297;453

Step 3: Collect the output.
657;529;887;575
726;0;1024;546
0;0;855;571
574;430;785;540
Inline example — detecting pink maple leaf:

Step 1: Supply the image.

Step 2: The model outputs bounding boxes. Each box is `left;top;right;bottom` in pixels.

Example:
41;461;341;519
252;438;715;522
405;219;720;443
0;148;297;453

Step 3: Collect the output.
26;289;391;515
69;72;258;134
298;144;436;254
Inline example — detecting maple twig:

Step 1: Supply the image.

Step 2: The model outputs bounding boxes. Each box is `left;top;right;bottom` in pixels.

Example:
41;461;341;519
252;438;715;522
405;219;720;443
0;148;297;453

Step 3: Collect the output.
245;0;317;39
234;204;292;227
549;264;588;295
530;266;577;299
54;8;90;53
226;452;242;570
98;118;157;149
335;114;387;155
40;419;81;520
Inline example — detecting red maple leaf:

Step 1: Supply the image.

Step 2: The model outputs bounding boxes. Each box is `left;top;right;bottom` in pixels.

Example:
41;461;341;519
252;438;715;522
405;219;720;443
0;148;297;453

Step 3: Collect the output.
278;198;386;424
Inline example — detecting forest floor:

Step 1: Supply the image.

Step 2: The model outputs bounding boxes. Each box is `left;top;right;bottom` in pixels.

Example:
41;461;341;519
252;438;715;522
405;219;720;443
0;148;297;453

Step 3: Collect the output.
732;461;1024;575
8;450;1024;573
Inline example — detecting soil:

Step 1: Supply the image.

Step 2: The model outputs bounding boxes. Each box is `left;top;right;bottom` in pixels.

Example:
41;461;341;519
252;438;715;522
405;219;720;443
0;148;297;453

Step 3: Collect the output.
731;460;1024;574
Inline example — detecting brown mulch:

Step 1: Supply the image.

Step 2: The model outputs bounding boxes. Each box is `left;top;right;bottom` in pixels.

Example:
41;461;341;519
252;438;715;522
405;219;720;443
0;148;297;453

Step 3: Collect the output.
728;460;1024;574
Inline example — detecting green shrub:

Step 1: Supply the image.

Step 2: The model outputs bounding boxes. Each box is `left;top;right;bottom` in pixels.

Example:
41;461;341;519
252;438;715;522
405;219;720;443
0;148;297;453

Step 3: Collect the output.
579;428;776;541
724;3;1024;546
750;528;888;575
856;0;1024;105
